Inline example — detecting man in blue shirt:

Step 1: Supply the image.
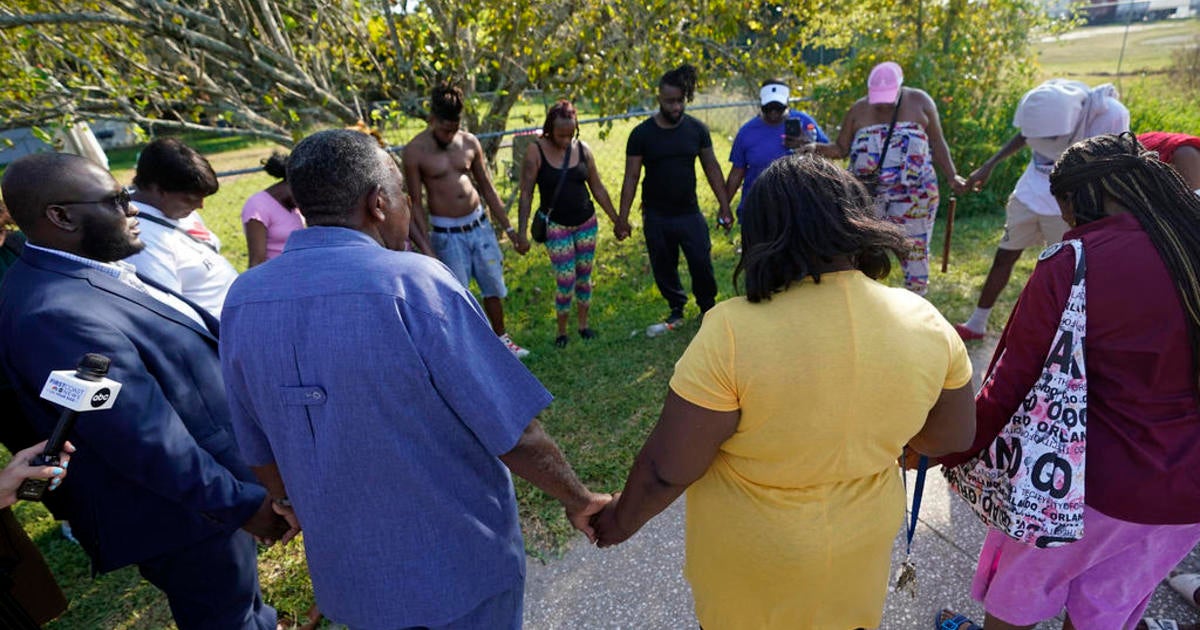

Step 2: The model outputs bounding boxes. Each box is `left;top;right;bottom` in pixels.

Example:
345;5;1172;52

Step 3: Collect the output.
219;129;610;629
726;80;828;222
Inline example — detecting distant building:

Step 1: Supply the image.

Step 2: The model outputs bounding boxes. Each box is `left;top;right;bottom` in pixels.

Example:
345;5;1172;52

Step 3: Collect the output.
1048;0;1188;22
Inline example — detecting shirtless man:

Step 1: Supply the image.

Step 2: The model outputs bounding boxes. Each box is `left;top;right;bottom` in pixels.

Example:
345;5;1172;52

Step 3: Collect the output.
404;84;530;359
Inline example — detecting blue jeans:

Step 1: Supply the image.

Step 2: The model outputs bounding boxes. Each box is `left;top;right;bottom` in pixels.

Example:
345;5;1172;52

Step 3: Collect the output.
431;221;509;299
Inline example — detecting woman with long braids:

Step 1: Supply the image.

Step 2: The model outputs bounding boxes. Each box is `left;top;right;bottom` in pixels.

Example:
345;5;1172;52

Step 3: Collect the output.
593;156;975;628
517;100;626;347
937;132;1200;630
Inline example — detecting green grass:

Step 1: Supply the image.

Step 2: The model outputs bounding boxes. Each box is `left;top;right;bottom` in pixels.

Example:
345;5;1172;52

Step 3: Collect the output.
1035;18;1200;80
9;18;1200;629
20;117;1029;630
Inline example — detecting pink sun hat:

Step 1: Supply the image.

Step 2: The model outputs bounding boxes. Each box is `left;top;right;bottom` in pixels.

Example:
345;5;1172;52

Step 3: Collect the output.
868;62;904;104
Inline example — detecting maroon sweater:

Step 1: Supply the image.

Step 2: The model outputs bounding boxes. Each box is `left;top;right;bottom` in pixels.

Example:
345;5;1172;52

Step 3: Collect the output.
941;213;1200;524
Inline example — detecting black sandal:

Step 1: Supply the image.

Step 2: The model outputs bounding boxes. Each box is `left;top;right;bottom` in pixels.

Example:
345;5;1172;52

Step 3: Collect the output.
578;328;597;340
554;335;569;348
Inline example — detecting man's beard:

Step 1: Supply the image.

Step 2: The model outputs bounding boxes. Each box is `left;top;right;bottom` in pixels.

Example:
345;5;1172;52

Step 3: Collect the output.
79;215;144;262
434;136;451;150
659;105;682;125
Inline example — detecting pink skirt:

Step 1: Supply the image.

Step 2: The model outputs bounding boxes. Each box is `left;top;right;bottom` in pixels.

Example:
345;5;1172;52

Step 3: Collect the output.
972;505;1200;628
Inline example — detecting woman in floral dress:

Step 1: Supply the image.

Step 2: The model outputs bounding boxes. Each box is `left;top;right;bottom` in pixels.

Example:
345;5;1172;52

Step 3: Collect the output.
815;61;968;295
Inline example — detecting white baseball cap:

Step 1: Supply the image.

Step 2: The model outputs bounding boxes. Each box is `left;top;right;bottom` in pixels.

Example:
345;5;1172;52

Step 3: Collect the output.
760;84;789;107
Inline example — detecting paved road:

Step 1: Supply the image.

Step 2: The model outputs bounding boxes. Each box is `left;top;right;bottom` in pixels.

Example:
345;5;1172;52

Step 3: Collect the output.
524;338;1200;629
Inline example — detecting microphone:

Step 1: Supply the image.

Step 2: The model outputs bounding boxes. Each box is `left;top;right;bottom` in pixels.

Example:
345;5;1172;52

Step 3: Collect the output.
16;353;122;501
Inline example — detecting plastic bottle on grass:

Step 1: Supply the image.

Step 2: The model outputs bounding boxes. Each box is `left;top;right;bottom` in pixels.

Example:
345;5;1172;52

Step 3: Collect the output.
646;321;679;338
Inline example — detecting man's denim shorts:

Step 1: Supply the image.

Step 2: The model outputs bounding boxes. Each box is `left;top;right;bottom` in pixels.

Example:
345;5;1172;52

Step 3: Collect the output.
430;219;509;299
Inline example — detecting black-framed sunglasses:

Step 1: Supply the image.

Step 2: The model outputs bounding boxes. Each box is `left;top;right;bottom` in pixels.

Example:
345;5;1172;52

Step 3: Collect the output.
761;103;787;113
48;189;132;211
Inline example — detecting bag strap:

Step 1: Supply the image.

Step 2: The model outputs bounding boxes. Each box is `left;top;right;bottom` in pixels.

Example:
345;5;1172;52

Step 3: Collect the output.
872;90;904;180
137;214;219;254
544;141;573;221
904;451;929;557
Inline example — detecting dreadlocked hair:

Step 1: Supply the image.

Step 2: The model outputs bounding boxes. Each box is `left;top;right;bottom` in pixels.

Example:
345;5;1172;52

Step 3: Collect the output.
430;83;465;121
734;155;908;302
660;64;698;102
1051;131;1200;386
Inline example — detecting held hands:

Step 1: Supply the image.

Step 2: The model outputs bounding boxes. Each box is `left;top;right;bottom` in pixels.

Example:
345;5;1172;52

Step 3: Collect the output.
949;174;971;196
716;209;734;233
271;500;302;545
613;217;632;241
509;229;531;255
590;492;634;548
964;166;993;193
898;446;937;471
565;491;613;543
782;136;817;155
0;440;74;509
782;135;820;159
243;495;293;547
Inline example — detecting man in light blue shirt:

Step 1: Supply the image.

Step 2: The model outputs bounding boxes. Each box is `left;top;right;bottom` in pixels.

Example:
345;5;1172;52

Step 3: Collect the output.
219;129;610;629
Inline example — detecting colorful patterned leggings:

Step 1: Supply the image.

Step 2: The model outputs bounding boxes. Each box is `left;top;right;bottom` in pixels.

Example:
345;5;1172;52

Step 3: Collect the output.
545;215;598;314
874;183;939;296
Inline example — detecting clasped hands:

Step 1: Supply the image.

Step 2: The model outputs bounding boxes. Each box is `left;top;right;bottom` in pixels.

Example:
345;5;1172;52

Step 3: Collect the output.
243;495;302;547
613;217;633;241
560;491;635;549
508;229;531;255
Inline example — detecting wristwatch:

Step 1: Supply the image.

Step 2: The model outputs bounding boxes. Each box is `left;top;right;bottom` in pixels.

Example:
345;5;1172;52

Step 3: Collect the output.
504;226;517;234
272;496;292;508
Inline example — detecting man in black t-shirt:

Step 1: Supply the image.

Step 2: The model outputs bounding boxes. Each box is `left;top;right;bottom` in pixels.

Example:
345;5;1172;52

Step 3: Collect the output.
619;64;732;325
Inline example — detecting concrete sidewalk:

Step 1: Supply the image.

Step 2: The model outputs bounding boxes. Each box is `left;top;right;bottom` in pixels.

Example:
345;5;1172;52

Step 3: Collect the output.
523;339;1200;629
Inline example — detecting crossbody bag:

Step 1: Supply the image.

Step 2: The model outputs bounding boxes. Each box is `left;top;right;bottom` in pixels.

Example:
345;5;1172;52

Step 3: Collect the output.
531;141;573;244
858;90;904;191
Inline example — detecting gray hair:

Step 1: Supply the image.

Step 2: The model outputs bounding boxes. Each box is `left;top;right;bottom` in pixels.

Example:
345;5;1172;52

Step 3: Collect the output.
287;129;393;224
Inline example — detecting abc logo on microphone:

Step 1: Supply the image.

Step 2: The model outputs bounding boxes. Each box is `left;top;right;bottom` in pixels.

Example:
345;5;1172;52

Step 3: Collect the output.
91;388;112;408
40;370;122;412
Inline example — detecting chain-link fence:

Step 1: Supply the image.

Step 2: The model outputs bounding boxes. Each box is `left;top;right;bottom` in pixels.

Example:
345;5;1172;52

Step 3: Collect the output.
213;94;811;208
194;94;835;271
483;96;777;208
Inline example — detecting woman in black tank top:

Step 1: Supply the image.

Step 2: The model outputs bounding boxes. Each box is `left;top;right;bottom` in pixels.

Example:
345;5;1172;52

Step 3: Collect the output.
517;100;627;348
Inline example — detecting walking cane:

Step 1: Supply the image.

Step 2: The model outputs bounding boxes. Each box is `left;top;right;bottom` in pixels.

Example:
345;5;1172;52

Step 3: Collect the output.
941;196;957;273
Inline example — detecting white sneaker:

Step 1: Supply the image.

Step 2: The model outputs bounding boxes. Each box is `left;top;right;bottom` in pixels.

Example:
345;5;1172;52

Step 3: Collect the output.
499;333;530;359
1168;573;1200;610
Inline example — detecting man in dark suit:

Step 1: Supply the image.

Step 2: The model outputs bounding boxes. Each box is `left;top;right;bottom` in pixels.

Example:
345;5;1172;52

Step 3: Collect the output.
0;152;286;629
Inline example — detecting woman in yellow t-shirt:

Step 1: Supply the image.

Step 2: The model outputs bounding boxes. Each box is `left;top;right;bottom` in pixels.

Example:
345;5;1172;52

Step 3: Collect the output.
593;156;976;629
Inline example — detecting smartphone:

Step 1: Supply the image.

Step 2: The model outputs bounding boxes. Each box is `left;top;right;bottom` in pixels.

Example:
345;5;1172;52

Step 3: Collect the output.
784;118;802;138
